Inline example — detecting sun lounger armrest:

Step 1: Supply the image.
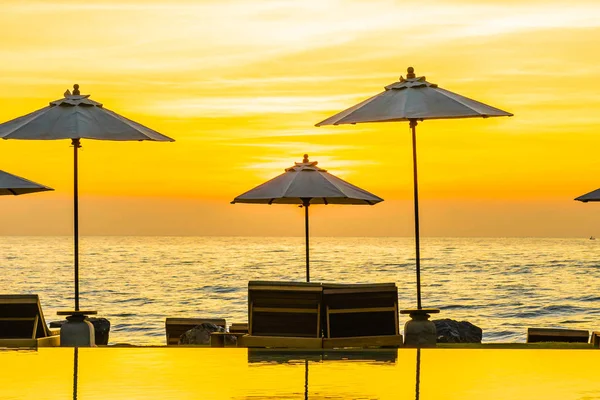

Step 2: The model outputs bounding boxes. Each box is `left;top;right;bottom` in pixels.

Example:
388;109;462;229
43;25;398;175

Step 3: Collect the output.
37;335;60;347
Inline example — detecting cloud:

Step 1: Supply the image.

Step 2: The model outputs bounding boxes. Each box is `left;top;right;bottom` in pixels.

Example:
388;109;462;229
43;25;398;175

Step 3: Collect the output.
136;94;362;116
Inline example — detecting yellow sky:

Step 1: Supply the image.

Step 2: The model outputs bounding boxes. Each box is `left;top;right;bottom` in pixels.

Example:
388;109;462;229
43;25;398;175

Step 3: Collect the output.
1;0;600;236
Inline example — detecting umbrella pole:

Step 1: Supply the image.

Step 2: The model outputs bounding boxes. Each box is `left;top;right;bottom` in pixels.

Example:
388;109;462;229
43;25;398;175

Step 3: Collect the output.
72;138;81;312
304;201;310;282
410;119;422;310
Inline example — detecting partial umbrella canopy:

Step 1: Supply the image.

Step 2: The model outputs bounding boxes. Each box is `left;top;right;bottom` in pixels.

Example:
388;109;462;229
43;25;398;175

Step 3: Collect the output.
316;67;512;310
0;170;53;196
575;189;600;202
231;155;383;281
0;84;174;312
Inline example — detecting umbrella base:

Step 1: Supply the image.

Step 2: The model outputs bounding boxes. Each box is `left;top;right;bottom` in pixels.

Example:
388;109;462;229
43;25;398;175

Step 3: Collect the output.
401;308;440;347
58;311;97;347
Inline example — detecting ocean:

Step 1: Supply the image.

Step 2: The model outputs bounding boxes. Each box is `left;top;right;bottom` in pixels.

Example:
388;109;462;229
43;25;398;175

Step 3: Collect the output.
2;236;599;345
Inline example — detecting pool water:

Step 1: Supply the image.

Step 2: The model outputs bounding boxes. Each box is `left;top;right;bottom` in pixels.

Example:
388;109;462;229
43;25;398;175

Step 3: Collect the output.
0;348;598;399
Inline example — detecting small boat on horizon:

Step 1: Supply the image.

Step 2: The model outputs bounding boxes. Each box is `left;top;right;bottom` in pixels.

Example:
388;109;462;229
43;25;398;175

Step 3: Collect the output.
590;236;596;240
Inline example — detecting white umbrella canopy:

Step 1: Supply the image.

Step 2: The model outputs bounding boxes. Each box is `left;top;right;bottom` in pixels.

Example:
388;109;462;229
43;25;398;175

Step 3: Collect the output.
575;189;600;202
316;67;513;310
232;156;382;205
0;89;171;141
0;84;174;312
0;170;53;196
232;155;383;281
316;67;512;125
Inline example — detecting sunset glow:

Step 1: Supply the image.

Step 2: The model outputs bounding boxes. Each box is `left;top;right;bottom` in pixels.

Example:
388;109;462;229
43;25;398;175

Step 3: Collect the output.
2;0;600;236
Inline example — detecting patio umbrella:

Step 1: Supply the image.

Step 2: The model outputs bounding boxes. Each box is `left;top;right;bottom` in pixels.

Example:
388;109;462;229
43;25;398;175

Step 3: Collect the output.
231;154;383;282
0;84;174;311
0;170;53;195
575;189;600;202
316;67;512;309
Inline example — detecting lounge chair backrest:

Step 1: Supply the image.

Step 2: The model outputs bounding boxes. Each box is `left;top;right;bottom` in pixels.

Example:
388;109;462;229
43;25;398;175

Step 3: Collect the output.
0;294;51;339
527;328;589;343
165;318;226;345
248;281;322;338
322;283;399;338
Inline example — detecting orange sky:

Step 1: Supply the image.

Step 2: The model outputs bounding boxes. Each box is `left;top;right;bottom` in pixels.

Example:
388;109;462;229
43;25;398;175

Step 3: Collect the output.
1;0;600;237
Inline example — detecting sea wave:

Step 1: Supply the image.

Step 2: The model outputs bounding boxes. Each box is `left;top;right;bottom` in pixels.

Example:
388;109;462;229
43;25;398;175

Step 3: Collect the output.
1;236;599;345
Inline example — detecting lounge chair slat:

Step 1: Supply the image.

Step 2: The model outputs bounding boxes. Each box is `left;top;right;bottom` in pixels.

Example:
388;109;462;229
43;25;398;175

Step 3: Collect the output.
32;315;39;340
253;307;318;314
326;305;331;338
316;303;321;337
250;286;322;292
327;307;397;314
394;303;399;335
0;297;39;304
323;288;397;295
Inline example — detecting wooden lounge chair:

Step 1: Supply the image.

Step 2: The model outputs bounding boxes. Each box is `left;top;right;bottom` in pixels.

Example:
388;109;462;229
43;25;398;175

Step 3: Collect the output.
165;318;226;345
242;281;323;348
526;328;589;343
321;283;403;348
0;294;60;348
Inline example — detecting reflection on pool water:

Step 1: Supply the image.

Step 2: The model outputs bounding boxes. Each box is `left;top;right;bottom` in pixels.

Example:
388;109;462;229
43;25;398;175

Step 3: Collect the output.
0;348;599;399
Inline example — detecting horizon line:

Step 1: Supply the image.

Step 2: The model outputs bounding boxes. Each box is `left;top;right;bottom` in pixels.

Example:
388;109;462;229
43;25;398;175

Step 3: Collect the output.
0;234;594;239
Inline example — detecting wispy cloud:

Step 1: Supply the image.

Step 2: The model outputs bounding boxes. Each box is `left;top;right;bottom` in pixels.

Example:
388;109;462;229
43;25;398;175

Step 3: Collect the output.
137;95;362;116
6;0;599;78
241;151;378;180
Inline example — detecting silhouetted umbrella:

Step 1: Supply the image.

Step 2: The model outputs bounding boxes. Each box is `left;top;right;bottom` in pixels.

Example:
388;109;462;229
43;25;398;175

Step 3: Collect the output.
575;189;600;202
0;170;53;195
231;154;383;281
0;85;174;311
317;67;512;309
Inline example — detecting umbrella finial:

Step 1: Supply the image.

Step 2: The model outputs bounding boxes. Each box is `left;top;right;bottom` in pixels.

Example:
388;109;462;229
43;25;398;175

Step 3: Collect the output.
303;154;309;163
406;67;416;79
73;84;80;95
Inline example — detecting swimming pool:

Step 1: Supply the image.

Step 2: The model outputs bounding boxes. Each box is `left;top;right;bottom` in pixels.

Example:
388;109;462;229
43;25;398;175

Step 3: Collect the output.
0;348;598;399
